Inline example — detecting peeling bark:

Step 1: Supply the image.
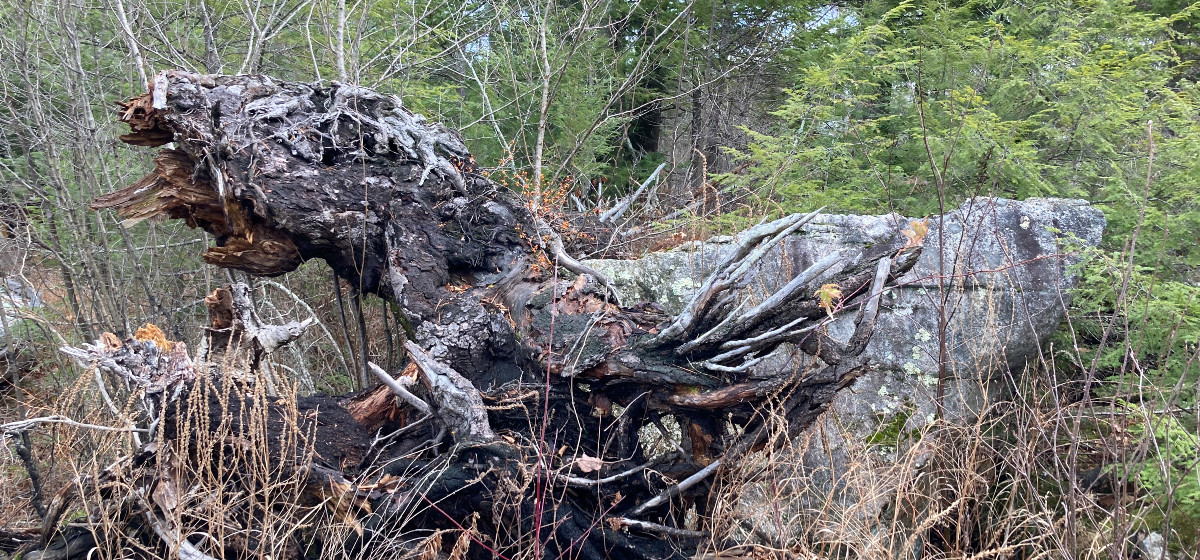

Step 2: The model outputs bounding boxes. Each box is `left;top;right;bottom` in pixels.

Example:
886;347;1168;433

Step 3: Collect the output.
53;71;925;560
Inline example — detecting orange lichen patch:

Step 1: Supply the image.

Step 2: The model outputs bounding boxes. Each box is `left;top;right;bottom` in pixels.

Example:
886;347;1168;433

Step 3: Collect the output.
134;323;174;352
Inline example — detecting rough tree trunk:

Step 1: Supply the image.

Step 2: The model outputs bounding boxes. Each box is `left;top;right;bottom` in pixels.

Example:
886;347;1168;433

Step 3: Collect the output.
46;71;923;560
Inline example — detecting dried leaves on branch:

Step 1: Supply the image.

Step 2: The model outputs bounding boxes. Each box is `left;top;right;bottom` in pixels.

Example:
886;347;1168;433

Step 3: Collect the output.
32;71;921;560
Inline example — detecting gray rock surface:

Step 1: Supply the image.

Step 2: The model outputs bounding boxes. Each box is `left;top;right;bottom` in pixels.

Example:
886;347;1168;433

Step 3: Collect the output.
1;276;42;380
586;197;1105;500
1;276;41;341
1139;532;1168;560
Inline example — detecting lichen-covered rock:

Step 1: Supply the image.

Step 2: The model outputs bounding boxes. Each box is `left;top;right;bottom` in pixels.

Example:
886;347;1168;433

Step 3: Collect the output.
1;277;41;331
587;197;1105;492
818;197;1104;427
1;277;42;377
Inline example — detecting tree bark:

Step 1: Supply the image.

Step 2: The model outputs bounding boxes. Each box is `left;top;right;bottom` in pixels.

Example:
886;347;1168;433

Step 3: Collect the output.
64;71;922;559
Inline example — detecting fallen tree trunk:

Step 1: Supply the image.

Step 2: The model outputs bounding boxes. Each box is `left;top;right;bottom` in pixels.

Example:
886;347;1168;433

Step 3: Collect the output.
44;71;926;559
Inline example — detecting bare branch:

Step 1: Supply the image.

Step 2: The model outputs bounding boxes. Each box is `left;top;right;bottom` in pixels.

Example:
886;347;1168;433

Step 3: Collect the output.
652;208;823;345
615;518;708;539
367;361;431;415
600;162;667;224
1;415;144;435
629;459;720;517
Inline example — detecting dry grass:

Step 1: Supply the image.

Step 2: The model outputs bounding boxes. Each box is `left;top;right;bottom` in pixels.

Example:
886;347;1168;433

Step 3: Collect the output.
5;345;1197;559
692;361;1199;560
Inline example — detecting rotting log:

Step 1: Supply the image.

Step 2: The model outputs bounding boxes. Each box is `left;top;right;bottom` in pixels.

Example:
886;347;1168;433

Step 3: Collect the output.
44;71;924;560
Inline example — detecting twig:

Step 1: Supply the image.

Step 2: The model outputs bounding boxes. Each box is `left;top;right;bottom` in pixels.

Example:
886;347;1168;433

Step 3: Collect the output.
144;509;218;560
719;319;818;352
371;413;434;449
699;355;767;373
41;454;138;541
1;415;145;435
679;248;845;353
616;518;708;539
538;217;623;306
260;280;351;378
228;282;314;353
554;459;658;488
331;269;359;387
629;459;720;516
367;361;431;415
92;366;122;417
600;162;667;224
718;249;846;335
352;288;371;389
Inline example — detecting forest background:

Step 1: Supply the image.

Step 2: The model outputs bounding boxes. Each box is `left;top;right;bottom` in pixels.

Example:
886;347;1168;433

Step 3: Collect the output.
1;0;1199;557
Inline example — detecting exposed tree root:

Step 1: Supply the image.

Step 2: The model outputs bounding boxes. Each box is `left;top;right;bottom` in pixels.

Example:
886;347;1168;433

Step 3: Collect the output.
32;71;926;559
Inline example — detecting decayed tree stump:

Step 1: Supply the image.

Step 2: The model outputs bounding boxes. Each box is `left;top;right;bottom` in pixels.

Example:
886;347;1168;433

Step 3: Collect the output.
56;71;922;559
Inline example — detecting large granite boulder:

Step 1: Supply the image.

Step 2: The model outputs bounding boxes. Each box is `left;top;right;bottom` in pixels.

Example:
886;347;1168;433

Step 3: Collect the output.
586;197;1104;490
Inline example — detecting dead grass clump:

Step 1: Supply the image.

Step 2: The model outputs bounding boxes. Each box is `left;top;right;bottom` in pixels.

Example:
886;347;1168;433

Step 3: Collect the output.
702;366;1198;560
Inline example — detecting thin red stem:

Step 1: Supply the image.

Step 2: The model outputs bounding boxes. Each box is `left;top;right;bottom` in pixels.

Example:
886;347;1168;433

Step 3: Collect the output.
419;494;513;560
533;250;561;558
